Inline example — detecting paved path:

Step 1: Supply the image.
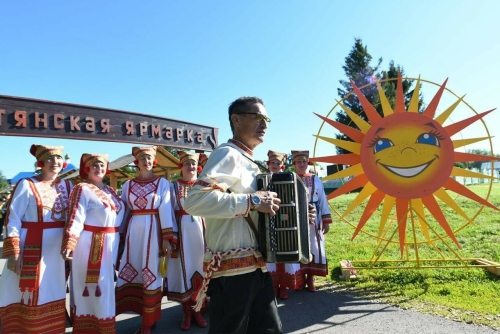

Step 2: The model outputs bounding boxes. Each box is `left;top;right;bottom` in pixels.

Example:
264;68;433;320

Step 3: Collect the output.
0;238;497;334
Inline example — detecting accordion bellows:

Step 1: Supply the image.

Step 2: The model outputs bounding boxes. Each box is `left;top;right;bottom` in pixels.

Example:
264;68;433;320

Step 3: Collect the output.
257;172;311;264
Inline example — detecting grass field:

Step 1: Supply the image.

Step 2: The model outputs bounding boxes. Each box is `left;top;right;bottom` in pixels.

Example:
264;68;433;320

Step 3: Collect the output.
322;183;500;329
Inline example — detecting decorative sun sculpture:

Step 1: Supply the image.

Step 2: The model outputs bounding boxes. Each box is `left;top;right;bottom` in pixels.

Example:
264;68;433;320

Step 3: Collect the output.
311;73;499;257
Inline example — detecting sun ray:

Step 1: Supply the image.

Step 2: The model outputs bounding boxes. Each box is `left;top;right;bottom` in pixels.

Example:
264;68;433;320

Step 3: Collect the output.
422;78;448;119
433;187;470;222
327;174;369;200
313;112;365;143
350;81;383;124
314;135;361;154
309;153;360;166
434;95;466;125
352;190;385;240
443;178;499;211
453;137;491;149
376;80;393;116
337;100;372;133
378;195;396;238
451;167;498;180
444;109;495;137
396;198;409;255
410;198;431;241
322;163;364;182
342;182;378;218
421;194;460;247
407;75;421;113
320;72;499;262
394;72;406;113
454;151;500;163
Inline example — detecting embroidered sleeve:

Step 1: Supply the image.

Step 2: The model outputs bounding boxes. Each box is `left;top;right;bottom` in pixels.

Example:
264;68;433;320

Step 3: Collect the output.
61;184;87;252
316;176;332;224
239;194;251;217
185;145;256;219
322;214;333;225
159;178;178;242
2;236;20;257
2;179;31;257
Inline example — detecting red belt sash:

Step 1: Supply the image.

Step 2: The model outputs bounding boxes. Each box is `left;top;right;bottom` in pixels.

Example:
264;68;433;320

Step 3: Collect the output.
82;225;120;298
130;209;159;216
20;221;65;293
175;209;188;216
83;225;120;233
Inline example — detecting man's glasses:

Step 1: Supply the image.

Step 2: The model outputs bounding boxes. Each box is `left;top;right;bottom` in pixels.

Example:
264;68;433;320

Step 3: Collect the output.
236;112;271;123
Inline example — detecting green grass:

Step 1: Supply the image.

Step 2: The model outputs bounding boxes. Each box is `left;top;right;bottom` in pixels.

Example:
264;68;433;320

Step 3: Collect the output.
322;183;500;329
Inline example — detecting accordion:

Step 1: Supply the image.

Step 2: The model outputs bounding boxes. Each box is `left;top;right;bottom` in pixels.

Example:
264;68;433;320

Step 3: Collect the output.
256;172;311;264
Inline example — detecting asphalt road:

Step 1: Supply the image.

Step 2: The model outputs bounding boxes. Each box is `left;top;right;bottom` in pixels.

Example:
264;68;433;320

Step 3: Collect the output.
0;238;498;334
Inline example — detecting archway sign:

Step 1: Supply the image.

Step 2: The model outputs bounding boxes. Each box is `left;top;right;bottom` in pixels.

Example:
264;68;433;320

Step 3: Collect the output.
0;95;218;151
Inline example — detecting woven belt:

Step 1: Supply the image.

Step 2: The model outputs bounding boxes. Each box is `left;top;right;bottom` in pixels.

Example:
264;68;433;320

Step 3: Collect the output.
175;209;188;216
130;209;159;216
83;225;120;233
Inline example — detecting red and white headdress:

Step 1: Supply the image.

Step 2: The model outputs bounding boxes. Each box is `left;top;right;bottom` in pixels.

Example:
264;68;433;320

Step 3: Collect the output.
178;151;200;165
79;153;109;179
30;144;64;162
291;150;309;164
267;150;287;164
132;146;157;160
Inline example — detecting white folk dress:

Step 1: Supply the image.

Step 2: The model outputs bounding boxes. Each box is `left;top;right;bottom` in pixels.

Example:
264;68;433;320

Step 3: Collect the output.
0;176;72;333
183;140;268;311
298;173;332;277
116;176;177;327
62;183;124;334
164;180;205;302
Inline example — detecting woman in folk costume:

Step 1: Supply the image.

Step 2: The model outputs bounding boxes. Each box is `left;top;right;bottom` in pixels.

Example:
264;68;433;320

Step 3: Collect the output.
61;153;125;333
116;146;177;334
0;144;72;333
292;150;332;292
164;151;208;331
265;150;305;300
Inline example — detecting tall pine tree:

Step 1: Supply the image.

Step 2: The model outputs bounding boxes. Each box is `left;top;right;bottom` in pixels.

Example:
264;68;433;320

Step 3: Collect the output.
335;39;424;154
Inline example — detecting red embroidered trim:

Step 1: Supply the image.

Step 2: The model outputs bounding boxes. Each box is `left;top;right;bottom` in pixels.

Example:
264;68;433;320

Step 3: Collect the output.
0;298;66;333
236;194;251;217
194;180;225;192
269;263;305;289
63;185;84;251
300;261;329;277
116;283;162;326
228;139;253;156
2;236;20;257
72;314;116;333
162;227;176;241
178;179;196;185
322;215;332;224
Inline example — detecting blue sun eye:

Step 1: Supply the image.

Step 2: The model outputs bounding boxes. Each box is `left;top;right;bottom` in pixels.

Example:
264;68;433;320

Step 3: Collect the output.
374;138;394;153
416;133;440;147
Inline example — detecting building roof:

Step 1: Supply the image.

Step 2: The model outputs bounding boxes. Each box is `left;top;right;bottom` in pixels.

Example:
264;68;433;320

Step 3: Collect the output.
8;163;77;185
480;161;500;170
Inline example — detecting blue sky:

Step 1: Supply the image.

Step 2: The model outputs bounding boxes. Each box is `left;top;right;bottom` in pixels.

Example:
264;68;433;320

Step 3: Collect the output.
1;0;499;179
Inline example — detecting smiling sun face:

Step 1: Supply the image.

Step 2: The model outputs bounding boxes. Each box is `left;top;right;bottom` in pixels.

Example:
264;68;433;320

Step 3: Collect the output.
310;72;499;255
361;112;454;199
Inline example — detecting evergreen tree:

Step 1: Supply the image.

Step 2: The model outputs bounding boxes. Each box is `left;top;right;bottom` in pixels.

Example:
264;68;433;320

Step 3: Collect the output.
0;170;8;190
335;39;424;154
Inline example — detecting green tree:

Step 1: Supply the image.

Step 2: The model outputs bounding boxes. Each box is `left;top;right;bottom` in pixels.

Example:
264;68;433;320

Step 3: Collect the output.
163;146;188;181
0;170;8;190
335;39;424;154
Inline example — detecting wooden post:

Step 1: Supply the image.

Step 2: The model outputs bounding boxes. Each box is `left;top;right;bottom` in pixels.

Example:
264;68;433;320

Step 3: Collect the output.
110;172;117;190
